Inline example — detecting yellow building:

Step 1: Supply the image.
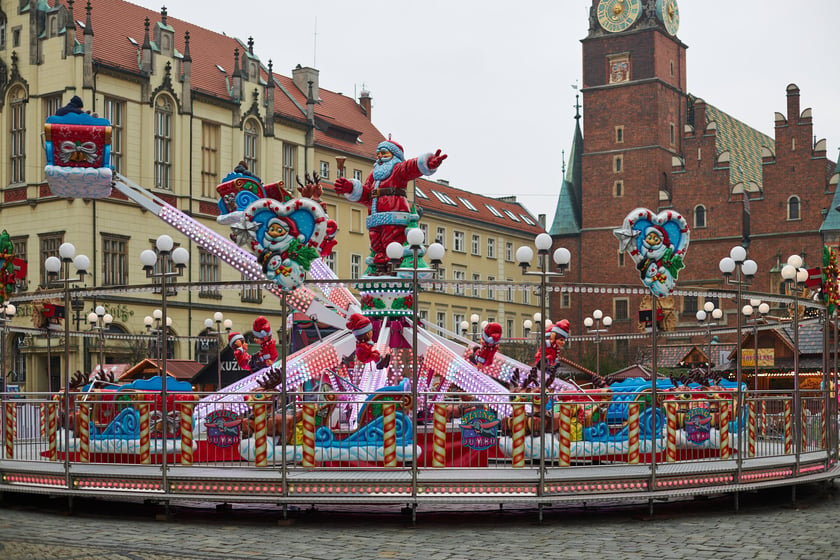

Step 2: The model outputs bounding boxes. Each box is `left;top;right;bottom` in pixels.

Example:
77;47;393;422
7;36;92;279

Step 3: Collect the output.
0;1;544;391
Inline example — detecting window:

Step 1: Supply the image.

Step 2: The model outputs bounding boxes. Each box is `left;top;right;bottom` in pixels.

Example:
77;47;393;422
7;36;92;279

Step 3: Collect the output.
670;123;676;145
520;214;536;226
243;119;259;177
432;190;457;206
103;97;124;174
614;298;629;321
195;328;217;365
436;268;446;293
198;249;220;298
787;196;800;220
615;126;624;143
614;180;624;197
506;319;514;339
415;186;428;199
241;272;261;303
0;13;6;49
485;204;503;218
101;234;128;286
353;169;362;181
694;205;706;228
705;296;719;310
487;276;495;299
350;208;363;233
319;160;330;179
39;233;62;288
487;238;496;259
503;210;520;222
458;197;477;211
472;273;480;297
419;223;429;244
618;251;625;267
453;269;465;296
522;286;530;305
560;291;571;308
613;155;623;173
283;143;296;188
506;279;513;302
10;236;26;292
350;254;361;279
454;313;465;334
9;86;26;184
12;27;20;48
683;295;698;315
436;312;446;330
436;227;446;247
471;234;480;256
44;94;62;118
505;242;513;262
154;95;173;190
201;121;220;198
453;231;465;253
322;251;336;272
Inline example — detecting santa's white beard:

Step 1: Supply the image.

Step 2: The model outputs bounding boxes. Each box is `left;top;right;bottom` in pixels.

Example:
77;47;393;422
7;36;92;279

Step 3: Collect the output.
372;158;398;181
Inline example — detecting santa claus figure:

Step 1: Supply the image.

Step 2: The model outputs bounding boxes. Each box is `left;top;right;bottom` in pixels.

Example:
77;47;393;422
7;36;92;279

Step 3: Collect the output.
228;332;251;371
333;138;447;274
252;316;278;369
469;322;502;370
346;313;390;369
534;319;570;369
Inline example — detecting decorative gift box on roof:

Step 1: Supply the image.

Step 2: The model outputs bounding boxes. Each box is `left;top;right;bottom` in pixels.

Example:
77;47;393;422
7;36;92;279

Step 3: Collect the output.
44;113;113;199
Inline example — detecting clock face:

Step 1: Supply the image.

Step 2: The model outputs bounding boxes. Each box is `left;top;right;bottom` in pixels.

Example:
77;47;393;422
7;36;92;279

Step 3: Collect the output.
656;0;680;36
597;0;642;34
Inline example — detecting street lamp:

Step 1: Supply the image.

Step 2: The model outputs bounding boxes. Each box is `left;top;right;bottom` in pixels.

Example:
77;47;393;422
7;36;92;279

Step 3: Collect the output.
516;232;569;493
742;299;770;390
781;254;808;471
0;302;16;388
145;310;172;360
470;313;480;342
696;301;723;378
204;312;231;390
523;319;533;339
459;320;469;338
45;242;89;480
87;306;113;377
584;309;612;379
140;234;189;478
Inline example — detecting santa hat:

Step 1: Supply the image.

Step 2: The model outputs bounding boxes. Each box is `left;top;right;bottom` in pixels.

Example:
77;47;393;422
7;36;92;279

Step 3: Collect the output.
346;313;372;337
252;316;271;337
482;322;502;345
269;216;305;243
552;319;570;339
228;332;245;346
377;139;404;162
544;327;553;339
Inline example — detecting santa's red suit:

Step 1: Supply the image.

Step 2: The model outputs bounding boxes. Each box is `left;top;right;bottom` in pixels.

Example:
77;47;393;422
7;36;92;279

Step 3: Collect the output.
229;332;251;371
252;316;278;367
334;140;445;267
471;322;502;369
355;340;381;364
533;320;570;368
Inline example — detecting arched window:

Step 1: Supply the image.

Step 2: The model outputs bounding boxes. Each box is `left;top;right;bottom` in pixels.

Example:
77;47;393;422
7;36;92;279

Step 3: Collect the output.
694;205;706;228
787;196;800;220
8;85;26;184
154;95;174;190
244;119;259;177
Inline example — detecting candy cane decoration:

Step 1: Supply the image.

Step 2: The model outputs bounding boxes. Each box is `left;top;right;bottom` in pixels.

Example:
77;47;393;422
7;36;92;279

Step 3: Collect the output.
47;402;57;461
39;403;46;438
511;403;526;468
5;402;15;459
801;405;808;451
627;403;640;464
246;393;271;468
78;402;90;463
432;403;447;468
557;404;572;467
301;403;316;468
138;402;151;465
761;399;767;438
719;401;730;459
665;401;677;462
179;400;196;465
821;399;826;449
382;402;396;467
783;400;792;455
747;401;756;458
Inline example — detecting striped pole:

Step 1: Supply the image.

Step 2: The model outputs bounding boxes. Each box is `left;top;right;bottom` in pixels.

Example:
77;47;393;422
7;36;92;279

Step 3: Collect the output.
747;401;756;458
557;404;572;467
627;403;640;464
382;402;397;467
138;402;151;465
511;403;527;468
761;399;767;438
821;399;827;449
432;403;447;468
784;400;793;455
801;404;808;451
179;400;196;465
253;402;268;468
4;402;14;459
78;402;90;463
47;402;57;461
719;401;730;459
301;403;316;468
665;401;678;462
39;403;46;438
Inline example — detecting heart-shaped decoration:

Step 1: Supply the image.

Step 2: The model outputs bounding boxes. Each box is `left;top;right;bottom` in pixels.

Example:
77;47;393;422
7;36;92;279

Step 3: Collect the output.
614;207;690;297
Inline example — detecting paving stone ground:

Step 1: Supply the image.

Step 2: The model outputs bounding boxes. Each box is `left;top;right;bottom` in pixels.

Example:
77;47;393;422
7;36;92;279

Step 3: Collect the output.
1;482;840;559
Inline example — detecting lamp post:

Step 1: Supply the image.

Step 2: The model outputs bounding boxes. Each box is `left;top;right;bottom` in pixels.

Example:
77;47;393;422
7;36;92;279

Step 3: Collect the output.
696;302;723;378
516;233;570;497
1;302;16;454
387;229;444;514
742;299;770;390
459;320;469;338
584;309;612;379
87;306;113;377
45;242;89;483
139;235;189;482
470;313;480;342
781;255;808;472
204;312;231;390
145;310;172;361
523;319;532;339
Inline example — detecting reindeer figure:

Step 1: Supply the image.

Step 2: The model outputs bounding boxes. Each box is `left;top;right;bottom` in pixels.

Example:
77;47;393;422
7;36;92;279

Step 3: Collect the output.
296;173;323;202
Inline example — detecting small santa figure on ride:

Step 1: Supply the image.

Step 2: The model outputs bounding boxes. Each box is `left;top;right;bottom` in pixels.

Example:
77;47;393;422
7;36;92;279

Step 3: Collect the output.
534;319;570;368
228;331;251;371
469;322;502;369
346;313;390;369
252;316;278;368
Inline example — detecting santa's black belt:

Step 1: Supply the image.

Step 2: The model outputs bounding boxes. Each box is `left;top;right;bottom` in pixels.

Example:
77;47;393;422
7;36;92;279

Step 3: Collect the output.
371;188;406;198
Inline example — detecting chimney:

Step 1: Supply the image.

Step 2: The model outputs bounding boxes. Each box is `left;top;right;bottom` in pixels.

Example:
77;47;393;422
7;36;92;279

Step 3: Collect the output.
786;83;800;123
359;87;372;119
292;65;320;101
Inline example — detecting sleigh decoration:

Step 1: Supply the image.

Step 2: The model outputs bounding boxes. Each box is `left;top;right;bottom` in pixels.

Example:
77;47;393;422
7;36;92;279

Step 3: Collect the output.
44;113;113;199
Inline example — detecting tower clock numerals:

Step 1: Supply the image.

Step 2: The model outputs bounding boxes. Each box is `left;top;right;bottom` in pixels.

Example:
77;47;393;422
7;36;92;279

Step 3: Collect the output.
656;0;680;36
597;0;642;34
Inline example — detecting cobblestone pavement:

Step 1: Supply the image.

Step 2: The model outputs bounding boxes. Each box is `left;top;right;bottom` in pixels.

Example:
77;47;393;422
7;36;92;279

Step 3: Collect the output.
1;483;840;560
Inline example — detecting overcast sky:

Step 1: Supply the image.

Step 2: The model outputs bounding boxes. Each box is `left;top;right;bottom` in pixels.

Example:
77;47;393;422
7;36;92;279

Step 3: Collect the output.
131;1;838;227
